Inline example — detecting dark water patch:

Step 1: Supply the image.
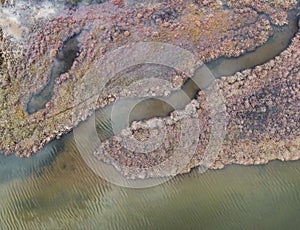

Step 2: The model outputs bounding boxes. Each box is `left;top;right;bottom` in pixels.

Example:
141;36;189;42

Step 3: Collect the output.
0;133;72;184
0;131;113;229
26;32;81;115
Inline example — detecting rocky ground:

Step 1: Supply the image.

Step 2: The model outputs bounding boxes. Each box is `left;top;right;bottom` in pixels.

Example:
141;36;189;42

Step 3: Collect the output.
0;0;299;177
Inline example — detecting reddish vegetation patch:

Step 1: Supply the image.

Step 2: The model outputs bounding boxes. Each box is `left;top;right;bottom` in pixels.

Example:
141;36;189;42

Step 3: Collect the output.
0;0;298;167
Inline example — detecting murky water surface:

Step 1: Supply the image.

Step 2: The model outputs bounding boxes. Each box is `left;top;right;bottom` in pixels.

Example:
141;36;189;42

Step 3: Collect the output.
0;135;300;229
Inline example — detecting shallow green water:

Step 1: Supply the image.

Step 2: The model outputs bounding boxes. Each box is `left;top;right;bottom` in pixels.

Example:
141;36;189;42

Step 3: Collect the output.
0;135;299;229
